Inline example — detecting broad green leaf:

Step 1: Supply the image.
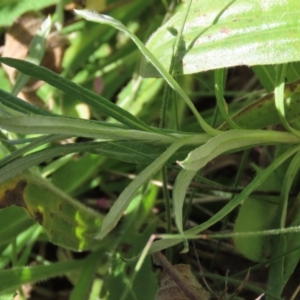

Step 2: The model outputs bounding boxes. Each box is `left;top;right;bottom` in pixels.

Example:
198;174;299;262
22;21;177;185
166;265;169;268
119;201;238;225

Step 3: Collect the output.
141;0;300;77
218;79;300;130
234;196;278;262
0;206;35;246
0;173;103;251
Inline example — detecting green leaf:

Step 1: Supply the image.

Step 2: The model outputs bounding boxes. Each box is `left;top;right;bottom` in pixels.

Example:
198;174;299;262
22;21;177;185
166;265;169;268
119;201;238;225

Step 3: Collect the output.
214;68;241;129
0;141;110;184
266;150;300;296
234;195;279;262
0;173;103;251
0;223;41;269
0;58;152;132
70;250;102;300
95;136;199;239
149;144;300;254
0;206;35;246
0;0;57;27
141;0;300;77
92;141;194;165
74;9;219;135
0;115;176;143
274;64;300;137
218;79;300;130
0;260;84;293
179;130;300;172
173;169;196;237
0;134;66;169
0;88;53;116
252;65;277;92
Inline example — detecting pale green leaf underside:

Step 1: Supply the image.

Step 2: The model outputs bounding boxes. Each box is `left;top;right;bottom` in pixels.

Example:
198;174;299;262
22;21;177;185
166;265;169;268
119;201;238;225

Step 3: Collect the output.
141;0;300;77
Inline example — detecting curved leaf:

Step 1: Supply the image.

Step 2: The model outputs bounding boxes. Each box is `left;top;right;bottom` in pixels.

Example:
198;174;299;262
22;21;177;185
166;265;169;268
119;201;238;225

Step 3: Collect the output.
179;130;300;171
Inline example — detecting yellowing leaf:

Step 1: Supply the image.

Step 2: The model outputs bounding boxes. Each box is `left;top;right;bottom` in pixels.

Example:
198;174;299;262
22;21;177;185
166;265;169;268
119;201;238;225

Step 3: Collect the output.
0;173;103;251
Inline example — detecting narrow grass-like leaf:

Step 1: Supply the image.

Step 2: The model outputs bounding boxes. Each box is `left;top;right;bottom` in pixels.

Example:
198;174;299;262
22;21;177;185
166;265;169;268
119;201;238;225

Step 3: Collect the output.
286;62;300;82
141;0;300;76
283;195;300;286
74;9;219;135
0;142;117;184
179;130;300;171
252;65;276;92
0;89;53;116
92;141;196;165
214;68;241;129
70;250;102;300
0;57;152;132
0;224;40;270
16;225;43;268
0;135;209;185
274;64;300;137
0;115;176;143
0;260;84;293
95;136;202;239
0;134;66;169
280;152;300;229
173;169;196;237
268;151;300;294
183;155;293;237
149;144;300;253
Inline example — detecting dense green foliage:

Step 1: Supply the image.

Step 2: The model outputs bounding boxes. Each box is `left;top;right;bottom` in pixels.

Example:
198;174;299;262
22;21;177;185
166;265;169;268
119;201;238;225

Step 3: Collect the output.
1;1;300;299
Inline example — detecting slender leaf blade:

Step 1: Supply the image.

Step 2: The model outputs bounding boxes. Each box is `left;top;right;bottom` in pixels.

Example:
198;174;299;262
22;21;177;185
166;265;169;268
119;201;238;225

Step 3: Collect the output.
0;57;151;131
